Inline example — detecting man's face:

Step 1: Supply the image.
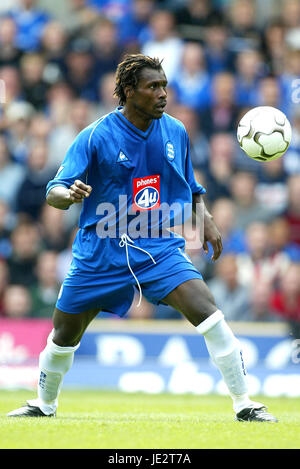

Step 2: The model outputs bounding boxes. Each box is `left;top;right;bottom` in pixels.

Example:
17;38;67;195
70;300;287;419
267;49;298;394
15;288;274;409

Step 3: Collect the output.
128;67;168;119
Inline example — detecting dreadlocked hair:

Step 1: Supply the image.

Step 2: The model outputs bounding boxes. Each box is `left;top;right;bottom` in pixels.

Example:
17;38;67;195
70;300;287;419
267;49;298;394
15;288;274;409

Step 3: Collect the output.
114;54;163;105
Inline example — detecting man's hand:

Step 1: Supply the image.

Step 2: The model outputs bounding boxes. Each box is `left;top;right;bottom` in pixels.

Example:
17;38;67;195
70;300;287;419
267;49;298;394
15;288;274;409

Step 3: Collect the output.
203;211;223;261
47;181;92;210
192;193;223;261
69;180;92;203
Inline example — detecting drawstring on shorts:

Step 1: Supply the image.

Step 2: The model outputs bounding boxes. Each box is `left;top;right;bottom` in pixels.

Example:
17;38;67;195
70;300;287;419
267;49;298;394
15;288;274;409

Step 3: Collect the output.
119;233;156;307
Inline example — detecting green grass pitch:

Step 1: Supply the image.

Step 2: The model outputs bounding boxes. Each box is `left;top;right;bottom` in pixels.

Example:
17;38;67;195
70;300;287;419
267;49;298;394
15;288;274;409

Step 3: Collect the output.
0;390;300;449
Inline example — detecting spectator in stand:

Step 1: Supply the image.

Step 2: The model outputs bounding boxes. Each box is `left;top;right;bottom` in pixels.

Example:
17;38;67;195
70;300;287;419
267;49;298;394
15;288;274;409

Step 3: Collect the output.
0;16;23;68
7;0;51;52
207;254;251;321
234;49;264;107
283;108;300;175
256;75;287;116
268;217;300;263
201;72;240;138
29;113;53;149
0;135;25;209
210;198;246;255
281;0;300;29
97;72;119;117
118;0;154;49
41;21;68;75
5;101;34;165
15;140;56;221
0;259;9;316
2;284;32;318
49;98;92;167
261;18;286;76
63;37;97;101
236;221;290;289
7;221;41;287
0;0;15;14
29;250;60;318
255;158;288;215
248;280;275;322
0;66;22;109
203;17;235;76
56;227;78;283
174;0;224;42
45;81;74;128
270;263;300;338
60;0;99;39
88;0;129;24
170;104;209;170
20;53;49;111
230;170;275;230
227;0;262;52
201;133;235;203
0;199;13;259
39;203;70;252
91;18;123;83
282;175;300;248
169;42;211;111
142;9;184;81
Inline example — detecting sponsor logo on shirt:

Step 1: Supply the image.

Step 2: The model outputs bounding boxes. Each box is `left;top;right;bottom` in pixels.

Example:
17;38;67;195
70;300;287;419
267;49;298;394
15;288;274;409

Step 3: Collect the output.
133;175;160;211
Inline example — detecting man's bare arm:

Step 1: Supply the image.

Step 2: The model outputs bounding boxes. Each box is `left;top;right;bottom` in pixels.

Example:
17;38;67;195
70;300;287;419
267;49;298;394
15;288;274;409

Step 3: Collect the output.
47;180;92;210
192;193;223;261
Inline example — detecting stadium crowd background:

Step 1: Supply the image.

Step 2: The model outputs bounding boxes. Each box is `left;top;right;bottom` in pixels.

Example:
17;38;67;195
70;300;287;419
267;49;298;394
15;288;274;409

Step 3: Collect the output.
0;0;299;335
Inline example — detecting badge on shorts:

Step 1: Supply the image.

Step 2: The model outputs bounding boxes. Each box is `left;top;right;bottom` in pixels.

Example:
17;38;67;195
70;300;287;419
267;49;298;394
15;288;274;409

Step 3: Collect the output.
166;141;175;161
132;175;160;211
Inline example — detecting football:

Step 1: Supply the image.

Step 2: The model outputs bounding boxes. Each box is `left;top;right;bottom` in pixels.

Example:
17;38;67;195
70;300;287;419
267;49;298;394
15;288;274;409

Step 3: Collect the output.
237;106;292;162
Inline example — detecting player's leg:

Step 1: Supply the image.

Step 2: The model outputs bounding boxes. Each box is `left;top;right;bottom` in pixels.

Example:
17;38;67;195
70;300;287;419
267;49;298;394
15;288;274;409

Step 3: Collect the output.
37;307;100;411
7;307;100;417
162;279;277;422
51;306;99;347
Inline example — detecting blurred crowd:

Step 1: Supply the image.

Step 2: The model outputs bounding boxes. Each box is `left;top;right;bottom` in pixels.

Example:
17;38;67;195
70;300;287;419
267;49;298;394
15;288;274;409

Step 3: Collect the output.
0;0;299;335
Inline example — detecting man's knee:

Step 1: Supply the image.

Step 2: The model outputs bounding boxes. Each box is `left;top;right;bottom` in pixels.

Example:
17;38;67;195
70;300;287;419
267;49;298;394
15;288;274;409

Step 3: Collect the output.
52;327;81;347
51;308;85;347
51;307;99;347
163;279;218;327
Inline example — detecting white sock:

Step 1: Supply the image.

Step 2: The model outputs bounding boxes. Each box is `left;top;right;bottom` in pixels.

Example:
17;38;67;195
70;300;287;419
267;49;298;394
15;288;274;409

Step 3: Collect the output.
196;310;254;413
28;330;80;415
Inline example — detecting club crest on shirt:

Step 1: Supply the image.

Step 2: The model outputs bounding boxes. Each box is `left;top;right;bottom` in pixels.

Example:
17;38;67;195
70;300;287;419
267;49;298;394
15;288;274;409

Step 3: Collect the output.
166;141;175;161
117;150;129;163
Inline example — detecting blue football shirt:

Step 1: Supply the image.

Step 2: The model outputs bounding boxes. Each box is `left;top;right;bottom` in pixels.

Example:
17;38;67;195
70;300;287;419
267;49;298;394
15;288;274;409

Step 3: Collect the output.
47;106;205;227
46;107;206;270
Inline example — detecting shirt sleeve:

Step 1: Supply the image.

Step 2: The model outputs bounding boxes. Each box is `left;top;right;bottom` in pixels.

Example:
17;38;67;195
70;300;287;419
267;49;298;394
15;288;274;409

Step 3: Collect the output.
46;127;92;197
185;132;206;195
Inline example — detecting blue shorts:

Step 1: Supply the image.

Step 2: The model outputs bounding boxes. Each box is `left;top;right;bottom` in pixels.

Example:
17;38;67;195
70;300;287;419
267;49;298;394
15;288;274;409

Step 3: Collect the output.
56;230;203;317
